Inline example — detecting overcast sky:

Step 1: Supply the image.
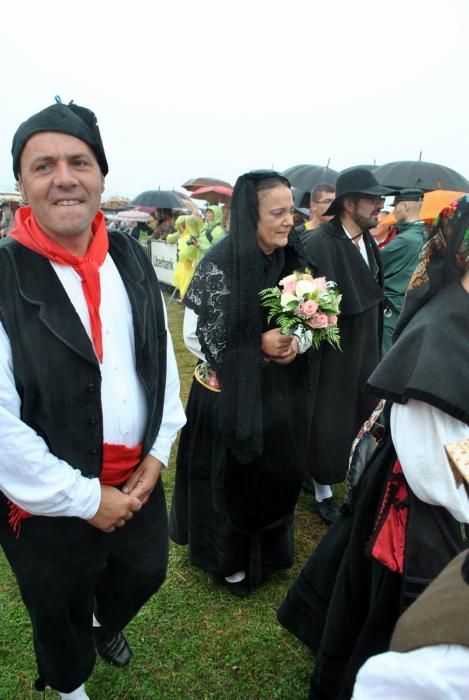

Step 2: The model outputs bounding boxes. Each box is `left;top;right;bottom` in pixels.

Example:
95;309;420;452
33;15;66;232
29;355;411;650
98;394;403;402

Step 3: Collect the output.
1;0;468;198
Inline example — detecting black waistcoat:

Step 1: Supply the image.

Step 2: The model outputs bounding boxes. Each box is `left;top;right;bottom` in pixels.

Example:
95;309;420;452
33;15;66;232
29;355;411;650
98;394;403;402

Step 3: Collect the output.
0;230;167;478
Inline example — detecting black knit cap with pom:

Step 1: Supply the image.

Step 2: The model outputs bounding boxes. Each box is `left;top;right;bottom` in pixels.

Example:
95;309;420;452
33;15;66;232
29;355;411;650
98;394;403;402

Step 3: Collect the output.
11;100;108;178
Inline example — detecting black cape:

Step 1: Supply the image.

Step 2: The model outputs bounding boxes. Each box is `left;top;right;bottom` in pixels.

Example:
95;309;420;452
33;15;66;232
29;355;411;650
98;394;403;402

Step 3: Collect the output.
367;280;469;424
301;218;383;483
277;432;464;700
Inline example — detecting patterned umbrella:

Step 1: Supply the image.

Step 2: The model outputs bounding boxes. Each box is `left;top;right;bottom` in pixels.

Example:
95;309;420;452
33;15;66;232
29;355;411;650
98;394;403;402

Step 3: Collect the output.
0;191;23;204
115;210;153;223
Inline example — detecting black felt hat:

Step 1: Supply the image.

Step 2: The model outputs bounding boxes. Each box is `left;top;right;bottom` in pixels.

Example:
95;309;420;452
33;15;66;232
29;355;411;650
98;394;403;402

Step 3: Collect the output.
392;188;424;205
12;102;108;177
324;167;395;216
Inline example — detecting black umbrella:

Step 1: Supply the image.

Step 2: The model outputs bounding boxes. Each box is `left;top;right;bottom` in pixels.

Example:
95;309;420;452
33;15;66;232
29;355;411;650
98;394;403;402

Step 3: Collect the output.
292;187;311;210
374;160;469;192
282;164;339;194
131;190;186;209
340;164;378;174
282;164;339;208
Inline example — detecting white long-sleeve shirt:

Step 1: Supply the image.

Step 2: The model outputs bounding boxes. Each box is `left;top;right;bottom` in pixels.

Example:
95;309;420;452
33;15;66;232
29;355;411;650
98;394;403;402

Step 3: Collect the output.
182;306;313;362
352;645;469;699
391;400;469;523
183;306;205;361
0;255;186;520
342;224;369;267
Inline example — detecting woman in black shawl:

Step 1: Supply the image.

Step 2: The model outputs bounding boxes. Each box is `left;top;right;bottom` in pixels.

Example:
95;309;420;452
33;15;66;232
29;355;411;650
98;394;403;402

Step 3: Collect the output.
169;171;312;596
277;196;469;699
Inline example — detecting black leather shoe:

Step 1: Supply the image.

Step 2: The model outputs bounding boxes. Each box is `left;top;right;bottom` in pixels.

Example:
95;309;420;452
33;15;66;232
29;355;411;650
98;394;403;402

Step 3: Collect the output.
301;473;316;495
311;496;340;525
95;630;133;667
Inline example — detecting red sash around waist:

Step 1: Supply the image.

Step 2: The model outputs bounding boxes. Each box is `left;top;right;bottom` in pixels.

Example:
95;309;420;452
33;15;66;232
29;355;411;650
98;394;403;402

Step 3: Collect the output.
8;442;143;537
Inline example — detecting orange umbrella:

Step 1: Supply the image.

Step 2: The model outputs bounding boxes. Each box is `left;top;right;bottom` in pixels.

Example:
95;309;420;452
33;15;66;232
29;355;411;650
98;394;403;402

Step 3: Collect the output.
420;190;467;222
381;189;467;226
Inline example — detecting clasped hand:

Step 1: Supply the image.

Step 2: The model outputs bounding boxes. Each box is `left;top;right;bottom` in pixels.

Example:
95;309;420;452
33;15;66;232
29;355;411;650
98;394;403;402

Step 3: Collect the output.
87;455;163;533
261;328;299;365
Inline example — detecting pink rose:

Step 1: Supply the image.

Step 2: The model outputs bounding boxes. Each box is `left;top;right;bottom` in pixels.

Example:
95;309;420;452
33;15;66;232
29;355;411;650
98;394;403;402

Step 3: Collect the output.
312;277;328;292
308;313;329;329
299;300;318;317
327;315;338;326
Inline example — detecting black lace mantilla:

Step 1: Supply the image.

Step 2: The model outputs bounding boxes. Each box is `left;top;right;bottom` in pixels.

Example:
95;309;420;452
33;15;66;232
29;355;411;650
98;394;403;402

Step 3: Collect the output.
184;258;230;370
184;172;308;464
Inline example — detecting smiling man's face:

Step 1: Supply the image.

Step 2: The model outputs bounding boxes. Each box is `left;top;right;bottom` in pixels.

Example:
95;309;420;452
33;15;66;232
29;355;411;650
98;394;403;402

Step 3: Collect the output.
18;132;104;250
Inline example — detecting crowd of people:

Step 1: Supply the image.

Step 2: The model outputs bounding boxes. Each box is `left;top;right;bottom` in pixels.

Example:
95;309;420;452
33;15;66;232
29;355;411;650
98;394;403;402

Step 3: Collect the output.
0;199;20;237
0;100;468;700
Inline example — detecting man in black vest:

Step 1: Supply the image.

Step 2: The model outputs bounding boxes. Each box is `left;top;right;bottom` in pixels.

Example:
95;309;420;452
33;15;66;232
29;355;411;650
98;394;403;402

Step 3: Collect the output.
301;168;393;523
0;102;185;700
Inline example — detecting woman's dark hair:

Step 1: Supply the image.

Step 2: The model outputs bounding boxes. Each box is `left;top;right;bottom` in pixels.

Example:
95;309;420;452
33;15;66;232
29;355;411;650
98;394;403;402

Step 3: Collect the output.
255;175;290;194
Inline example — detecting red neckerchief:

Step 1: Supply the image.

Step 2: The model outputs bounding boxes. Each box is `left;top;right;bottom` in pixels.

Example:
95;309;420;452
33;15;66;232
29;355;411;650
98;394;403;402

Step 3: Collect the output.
10;206;109;362
9;443;143;537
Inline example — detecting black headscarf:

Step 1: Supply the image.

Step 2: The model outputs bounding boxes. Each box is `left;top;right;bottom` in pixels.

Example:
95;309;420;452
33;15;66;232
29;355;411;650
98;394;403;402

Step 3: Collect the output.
367;195;469;423
185;170;306;463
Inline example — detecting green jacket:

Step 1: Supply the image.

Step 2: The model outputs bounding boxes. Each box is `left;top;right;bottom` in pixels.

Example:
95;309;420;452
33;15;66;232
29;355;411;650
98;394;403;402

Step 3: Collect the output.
381;220;426;352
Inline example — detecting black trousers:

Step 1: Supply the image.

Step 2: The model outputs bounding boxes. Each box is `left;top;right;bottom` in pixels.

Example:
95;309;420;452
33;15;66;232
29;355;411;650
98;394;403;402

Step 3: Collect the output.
0;479;168;693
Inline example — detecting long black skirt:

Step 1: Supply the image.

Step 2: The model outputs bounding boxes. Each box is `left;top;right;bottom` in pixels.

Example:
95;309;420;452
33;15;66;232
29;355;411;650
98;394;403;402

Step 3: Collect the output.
170;361;308;585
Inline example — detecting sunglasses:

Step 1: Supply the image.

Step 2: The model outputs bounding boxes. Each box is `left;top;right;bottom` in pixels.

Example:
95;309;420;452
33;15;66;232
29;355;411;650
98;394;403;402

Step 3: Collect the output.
361;196;385;205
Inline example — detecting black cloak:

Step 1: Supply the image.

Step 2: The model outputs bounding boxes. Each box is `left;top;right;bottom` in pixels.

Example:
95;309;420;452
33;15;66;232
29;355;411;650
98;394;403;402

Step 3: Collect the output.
277;195;469;699
301;216;383;483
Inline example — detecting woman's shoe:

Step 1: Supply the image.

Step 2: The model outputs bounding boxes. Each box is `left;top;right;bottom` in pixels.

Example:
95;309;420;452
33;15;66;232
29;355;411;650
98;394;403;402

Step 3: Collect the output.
220;577;252;598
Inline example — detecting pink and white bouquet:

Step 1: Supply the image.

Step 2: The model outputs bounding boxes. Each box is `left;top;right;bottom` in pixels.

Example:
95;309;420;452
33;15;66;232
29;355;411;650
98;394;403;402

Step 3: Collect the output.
259;269;342;349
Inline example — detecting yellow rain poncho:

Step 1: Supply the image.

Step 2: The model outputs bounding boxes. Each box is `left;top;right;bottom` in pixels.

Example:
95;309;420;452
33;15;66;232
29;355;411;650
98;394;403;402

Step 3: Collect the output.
169;215;203;297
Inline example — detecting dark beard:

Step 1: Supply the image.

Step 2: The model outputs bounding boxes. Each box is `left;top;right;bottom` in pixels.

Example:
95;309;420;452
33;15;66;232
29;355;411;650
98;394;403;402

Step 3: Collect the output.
352;210;376;231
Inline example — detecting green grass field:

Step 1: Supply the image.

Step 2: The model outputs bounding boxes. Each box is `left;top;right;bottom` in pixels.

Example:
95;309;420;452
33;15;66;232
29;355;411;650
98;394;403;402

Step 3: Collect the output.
0;294;327;700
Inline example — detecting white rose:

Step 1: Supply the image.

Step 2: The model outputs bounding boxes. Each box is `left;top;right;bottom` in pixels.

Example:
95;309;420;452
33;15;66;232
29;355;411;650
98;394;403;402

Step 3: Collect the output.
280;291;298;309
295;279;316;298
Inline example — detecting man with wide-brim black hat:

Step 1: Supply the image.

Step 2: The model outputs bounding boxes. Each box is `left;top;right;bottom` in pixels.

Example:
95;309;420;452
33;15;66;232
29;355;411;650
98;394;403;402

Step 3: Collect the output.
298;168;394;523
381;188;426;353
